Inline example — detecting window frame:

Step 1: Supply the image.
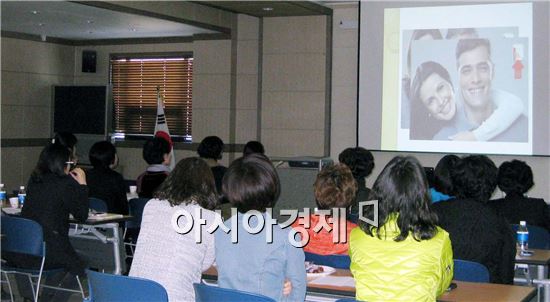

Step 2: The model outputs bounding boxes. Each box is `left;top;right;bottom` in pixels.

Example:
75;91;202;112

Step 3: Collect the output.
108;52;193;143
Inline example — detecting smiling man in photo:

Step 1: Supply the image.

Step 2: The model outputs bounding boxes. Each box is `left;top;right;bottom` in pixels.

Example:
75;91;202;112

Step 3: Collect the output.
433;38;527;142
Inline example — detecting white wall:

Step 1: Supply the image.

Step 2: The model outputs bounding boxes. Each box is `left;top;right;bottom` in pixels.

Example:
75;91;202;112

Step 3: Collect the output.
327;3;550;201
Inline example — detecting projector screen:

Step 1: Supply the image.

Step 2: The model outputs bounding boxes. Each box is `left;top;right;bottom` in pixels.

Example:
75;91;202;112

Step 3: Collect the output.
358;1;549;156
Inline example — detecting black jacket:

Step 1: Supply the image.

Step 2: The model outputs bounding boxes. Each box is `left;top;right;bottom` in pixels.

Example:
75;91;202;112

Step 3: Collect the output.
86;167;129;215
18;173;89;275
489;194;550;232
432;198;516;284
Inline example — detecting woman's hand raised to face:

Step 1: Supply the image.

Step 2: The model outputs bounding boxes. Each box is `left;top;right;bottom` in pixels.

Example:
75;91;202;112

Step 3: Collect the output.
70;167;87;185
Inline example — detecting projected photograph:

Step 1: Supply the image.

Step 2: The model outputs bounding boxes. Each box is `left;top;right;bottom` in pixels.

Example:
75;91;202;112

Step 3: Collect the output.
405;33;529;143
389;2;533;155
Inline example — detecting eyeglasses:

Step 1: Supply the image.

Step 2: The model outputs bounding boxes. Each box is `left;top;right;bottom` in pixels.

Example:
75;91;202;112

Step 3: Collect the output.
65;161;77;170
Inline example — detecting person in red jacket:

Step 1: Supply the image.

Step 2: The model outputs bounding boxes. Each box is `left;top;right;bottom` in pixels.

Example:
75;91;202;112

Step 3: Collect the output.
292;163;358;255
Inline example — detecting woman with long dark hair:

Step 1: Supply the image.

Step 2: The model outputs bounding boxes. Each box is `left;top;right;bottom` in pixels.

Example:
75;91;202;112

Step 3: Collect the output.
9;143;89;301
350;156;453;301
129;157;219;301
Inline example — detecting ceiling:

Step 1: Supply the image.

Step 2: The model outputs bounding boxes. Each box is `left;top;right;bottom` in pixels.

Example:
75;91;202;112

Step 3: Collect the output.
1;1;331;42
0;1;219;41
198;1;332;18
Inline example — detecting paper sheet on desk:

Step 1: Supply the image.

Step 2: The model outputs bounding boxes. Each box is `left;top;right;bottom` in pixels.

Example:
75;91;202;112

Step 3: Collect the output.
2;207;21;215
87;213;123;220
308;276;355;287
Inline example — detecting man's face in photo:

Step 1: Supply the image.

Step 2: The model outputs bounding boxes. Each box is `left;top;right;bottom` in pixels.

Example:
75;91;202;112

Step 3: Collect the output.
458;45;493;109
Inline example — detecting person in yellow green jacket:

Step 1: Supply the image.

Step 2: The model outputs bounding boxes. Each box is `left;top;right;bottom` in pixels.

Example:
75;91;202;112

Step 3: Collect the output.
349;156;453;302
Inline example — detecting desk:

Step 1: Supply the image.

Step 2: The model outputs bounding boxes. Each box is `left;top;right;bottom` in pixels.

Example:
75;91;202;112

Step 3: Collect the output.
2;207;131;275
516;249;550;280
202;266;536;302
69;214;132;275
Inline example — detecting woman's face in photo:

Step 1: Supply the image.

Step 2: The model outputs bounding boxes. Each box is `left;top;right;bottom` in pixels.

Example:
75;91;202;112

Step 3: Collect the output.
419;73;456;121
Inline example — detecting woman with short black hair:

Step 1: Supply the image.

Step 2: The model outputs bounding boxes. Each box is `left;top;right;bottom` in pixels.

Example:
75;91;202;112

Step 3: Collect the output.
136;137;171;198
130;157;219;301
489;160;550;231
338;147;374;220
433;155;516;284
215;154;306;302
197;136;226;195
86;141;128;215
350;156;453;301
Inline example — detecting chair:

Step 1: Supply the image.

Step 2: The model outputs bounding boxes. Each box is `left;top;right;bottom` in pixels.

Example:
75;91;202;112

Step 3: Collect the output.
453;259;490;283
86;269;168;302
1;216;84;302
305;252;351;269
193;283;276;302
511;224;550;250
89;197;108;213
124;198;150;258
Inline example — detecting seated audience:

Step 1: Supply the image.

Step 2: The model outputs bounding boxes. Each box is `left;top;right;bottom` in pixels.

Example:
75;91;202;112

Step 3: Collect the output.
86;141;128;215
215;154;306;302
338;147;375;219
243;140;265;156
6;143;89;301
197;136;226;195
350;156;453;301
136;137;171;198
129;157;219;301
433;155;515;284
489;160;550;231
431;155;460;203
292;163;358;255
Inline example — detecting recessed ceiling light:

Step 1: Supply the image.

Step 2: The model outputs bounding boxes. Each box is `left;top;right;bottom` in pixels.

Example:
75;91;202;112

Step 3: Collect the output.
262;7;273;11
86;20;94;24
31;10;39;15
38;23;45;27
131;28;137;32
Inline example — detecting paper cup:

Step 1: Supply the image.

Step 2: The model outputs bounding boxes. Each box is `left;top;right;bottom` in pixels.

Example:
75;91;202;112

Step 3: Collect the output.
9;197;19;208
129;186;137;194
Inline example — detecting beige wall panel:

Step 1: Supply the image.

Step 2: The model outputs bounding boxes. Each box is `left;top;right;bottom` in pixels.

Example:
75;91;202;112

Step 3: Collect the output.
1;105;24;138
261;54;288;91
236;40;259;75
235;74;258;110
235;109;257;143
22;106;51;138
237;14;259;41
330;86;357;156
262;129;325;157
194;40;231;75
263;16;326;54
20;147;42;183
1;71;25;105
193;74;231;109
262;91;325;130
1;147;23;190
332;7;358;48
332;47;357;88
192;108;230;143
263;54;325;92
1;39;74;75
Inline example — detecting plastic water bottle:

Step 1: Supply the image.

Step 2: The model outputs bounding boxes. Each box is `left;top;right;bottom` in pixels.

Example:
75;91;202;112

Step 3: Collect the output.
517;221;529;251
18;186;26;208
0;184;6;206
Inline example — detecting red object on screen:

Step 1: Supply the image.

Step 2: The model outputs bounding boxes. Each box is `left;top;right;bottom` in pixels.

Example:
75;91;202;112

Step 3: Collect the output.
513;59;524;80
